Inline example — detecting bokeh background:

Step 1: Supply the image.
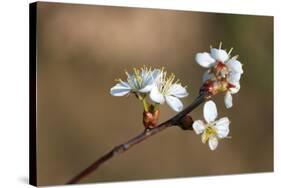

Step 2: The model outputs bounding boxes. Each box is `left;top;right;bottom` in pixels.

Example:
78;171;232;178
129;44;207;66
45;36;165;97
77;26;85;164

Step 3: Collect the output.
36;2;273;186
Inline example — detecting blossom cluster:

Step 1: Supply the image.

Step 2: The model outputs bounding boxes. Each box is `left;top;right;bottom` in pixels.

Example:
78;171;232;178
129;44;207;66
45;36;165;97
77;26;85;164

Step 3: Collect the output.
196;42;243;108
110;42;243;151
110;66;188;112
110;66;188;128
193;42;243;150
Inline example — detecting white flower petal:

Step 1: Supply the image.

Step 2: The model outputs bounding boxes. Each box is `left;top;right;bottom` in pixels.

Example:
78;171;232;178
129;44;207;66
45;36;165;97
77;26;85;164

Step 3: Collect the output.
204;100;218;123
150;86;165;104
229;83;240;94
192;120;205;134
139;68;161;93
168;84;188;98
215;117;230;138
227;59;243;74
139;84;154;93
228;72;241;84
152;69;161;80
142;73;153;86
126;74;137;90
110;81;131;96
201;131;208;144
224;91;233;109
195;52;216;68
165;95;184;112
208;136;218;151
126;73;135;83
210;48;229;62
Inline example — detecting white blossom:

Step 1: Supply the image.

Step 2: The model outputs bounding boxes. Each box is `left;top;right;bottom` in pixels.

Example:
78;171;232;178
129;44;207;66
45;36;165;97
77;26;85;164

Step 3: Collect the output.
110;66;160;97
195;43;243;108
193;100;230;151
149;70;188;112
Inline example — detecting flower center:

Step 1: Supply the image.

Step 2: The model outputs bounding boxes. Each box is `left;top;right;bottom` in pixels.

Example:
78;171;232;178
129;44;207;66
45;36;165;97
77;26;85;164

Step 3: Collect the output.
201;61;234;95
201;123;217;144
124;66;153;90
205;124;217;137
213;62;229;79
157;69;180;95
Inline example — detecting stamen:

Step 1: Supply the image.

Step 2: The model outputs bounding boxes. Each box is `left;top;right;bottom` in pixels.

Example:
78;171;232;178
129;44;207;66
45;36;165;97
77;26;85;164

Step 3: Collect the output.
133;68;138;75
143;65;148;72
125;69;129;77
136;68;143;85
219;41;222;49
228;47;234;55
161;73;175;94
114;78;122;82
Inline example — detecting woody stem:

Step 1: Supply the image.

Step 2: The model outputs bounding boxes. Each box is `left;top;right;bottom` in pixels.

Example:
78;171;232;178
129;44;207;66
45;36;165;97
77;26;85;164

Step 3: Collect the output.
66;92;208;184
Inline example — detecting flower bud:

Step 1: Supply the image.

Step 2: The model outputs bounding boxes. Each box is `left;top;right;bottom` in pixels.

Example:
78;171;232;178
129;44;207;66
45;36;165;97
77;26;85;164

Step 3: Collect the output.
179;115;193;130
143;109;160;129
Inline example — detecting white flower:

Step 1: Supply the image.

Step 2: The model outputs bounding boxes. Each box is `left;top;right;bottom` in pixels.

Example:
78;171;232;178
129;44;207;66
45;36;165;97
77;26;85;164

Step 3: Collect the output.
149;70;188;112
195;43;244;108
110;66;160;96
192;100;230;151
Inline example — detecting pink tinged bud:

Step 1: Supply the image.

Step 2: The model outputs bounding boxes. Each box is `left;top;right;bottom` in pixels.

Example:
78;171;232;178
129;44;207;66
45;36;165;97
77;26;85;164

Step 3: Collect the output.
143;109;160;129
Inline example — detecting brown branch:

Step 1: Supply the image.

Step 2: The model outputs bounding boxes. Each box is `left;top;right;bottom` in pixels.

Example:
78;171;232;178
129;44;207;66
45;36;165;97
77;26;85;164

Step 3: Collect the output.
66;93;208;184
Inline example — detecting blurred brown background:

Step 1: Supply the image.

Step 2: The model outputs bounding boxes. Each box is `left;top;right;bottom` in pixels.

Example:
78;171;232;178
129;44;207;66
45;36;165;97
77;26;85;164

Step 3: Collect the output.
36;2;273;186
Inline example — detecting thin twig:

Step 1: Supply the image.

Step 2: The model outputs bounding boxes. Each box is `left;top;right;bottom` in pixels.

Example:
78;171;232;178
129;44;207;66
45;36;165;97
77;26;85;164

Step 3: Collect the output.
66;93;208;184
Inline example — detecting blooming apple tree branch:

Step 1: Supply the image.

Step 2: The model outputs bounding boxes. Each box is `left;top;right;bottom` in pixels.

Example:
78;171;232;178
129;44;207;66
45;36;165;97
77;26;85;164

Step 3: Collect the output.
66;42;244;184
